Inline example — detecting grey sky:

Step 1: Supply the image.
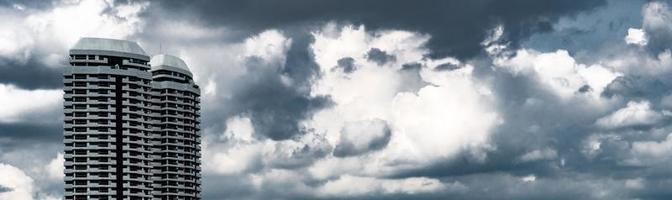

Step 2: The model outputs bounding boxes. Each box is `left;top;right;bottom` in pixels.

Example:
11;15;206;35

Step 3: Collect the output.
2;0;672;199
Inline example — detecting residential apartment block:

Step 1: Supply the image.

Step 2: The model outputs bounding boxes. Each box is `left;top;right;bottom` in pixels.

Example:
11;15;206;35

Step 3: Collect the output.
63;38;201;200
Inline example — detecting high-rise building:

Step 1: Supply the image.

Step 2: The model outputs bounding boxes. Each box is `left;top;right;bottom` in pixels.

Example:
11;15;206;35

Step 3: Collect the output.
63;38;201;200
149;54;201;199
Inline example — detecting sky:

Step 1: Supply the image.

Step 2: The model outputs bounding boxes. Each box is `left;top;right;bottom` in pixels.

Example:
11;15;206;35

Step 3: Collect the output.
2;0;672;199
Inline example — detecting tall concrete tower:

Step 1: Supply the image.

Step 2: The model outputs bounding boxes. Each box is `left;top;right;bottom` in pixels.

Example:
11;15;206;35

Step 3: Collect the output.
63;38;201;200
149;54;201;199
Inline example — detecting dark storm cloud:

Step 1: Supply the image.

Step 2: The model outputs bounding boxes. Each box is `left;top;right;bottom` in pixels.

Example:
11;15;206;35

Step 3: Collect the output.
602;75;670;100
0;185;11;193
228;58;331;140
0;122;61;143
241;31;333;141
203;31;333;141
366;48;395;65
0;57;63;90
335;57;356;73
401;62;422;71
434;62;463;71
153;0;606;58
201;174;257;200
0;0;53;9
578;85;592;93
333;123;391;157
522;0;645;55
397;62;428;93
642;1;672;55
0;120;62;165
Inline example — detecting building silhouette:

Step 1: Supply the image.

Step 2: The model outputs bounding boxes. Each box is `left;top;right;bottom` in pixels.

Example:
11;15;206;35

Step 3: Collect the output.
63;38;201;200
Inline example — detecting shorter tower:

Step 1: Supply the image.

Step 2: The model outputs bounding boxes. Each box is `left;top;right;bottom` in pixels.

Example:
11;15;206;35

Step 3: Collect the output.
150;54;202;199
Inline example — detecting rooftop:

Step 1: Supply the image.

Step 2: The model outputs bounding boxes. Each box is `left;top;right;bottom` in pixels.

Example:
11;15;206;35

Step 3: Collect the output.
71;37;148;57
150;54;191;72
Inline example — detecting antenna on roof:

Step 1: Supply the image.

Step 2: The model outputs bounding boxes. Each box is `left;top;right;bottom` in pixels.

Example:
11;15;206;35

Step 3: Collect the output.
159;42;163;54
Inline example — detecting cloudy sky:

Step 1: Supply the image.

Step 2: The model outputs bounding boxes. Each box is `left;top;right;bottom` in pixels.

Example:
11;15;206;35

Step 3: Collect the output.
2;0;672;199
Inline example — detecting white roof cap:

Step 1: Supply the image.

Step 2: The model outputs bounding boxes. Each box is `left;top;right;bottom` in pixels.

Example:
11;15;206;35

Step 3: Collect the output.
70;37;148;60
150;54;193;77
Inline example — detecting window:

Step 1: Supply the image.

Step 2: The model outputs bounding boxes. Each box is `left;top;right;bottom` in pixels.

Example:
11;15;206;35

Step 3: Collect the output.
74;127;87;132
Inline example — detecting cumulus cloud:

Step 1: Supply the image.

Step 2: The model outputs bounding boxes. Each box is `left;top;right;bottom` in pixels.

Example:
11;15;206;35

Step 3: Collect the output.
0;163;33;200
317;175;452;197
642;1;672;54
521;175;537;183
366;48;396;65
0;0;149;89
44;153;64;180
492;48;620;99
333;119;391;157
0;84;62;123
243;30;293;65
305;25;500;178
203;116;262;175
625;28;648;46
595;101;663;129
632;133;672;157
518;148;558;162
204;115;331;175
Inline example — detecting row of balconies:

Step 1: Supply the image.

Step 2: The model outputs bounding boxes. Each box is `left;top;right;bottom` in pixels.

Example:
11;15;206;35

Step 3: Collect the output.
64;143;153;151
65;189;154;199
69;56;108;64
157;89;199;98
153;180;201;188
64;77;152;88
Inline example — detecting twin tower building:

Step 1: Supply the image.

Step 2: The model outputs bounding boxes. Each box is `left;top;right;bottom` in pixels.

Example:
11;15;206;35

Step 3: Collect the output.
63;38;201;200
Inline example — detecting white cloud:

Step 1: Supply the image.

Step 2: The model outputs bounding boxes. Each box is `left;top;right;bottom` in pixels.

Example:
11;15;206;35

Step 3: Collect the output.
0;163;34;200
601;48;672;77
0;84;62;123
625;28;648;46
596;101;663;129
318;175;451;197
203;141;261;175
0;0;148;65
518;148;558;162
389;81;499;163
152;19;227;40
25;0;148;52
0;8;34;62
204;114;332;175
493;49;620;99
642;1;672;39
482;25;507;55
170;29;293;108
243;30;293;66
632;134;672;157
305;25;500;178
521;174;537;183
220;116;256;142
334;119;390;156
624;178;645;189
44;153;64;180
203;116;262;175
248;169;312;196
